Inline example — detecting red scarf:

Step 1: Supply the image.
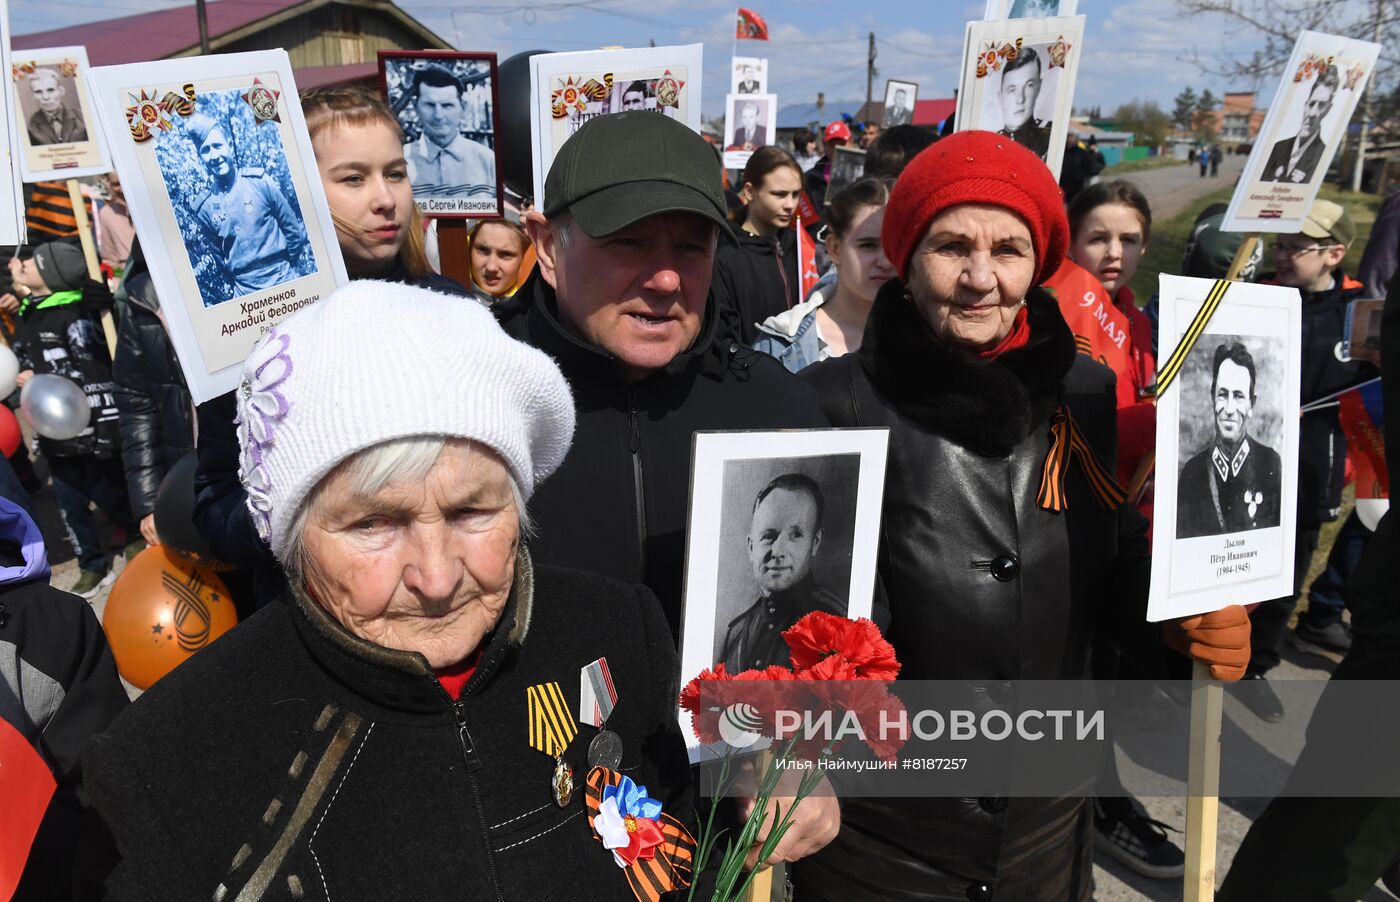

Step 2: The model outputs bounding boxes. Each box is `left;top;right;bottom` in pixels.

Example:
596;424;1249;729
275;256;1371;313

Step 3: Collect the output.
975;306;1030;359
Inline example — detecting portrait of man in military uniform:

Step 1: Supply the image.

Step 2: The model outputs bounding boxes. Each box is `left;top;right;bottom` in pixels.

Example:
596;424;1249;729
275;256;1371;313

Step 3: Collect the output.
1262;63;1337;185
995;48;1052;161
1177;341;1284;539
183;113;311;305
24;68;88;147
404;64;496;197
717;473;847;672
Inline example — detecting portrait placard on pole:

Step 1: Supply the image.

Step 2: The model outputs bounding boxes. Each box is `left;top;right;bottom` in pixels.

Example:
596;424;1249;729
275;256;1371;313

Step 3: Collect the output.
377;50;503;219
956;16;1086;179
86;50;348;404
9;45;110;182
677;428;889;764
0;0;28;244
1221;31;1381;235
529;44;703;211
1148;275;1303;622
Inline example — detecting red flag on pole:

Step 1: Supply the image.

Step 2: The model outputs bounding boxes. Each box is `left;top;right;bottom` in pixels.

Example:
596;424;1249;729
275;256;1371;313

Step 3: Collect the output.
795;214;820;301
0;717;57;898
736;8;769;40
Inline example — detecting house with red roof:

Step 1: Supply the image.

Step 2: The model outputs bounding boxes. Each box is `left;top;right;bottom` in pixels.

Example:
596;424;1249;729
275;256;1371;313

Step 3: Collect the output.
14;0;451;89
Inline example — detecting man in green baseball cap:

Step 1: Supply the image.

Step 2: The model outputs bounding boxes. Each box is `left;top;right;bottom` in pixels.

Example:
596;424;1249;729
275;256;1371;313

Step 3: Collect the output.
505;110;836;869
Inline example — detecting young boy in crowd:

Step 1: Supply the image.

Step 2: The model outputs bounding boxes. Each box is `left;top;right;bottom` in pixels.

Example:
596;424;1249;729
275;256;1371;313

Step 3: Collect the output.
6;242;138;596
1237;200;1376;721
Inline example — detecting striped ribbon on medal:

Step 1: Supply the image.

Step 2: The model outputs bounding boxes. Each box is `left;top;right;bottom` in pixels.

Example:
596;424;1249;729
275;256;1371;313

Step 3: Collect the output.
579;658;618;728
526;681;577;757
1036;406;1129;513
585;767;696;902
1151;278;1231;397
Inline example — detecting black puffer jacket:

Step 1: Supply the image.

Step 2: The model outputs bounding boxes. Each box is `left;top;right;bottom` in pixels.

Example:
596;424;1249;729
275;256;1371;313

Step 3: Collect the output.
85;550;701;901
192;267;468;605
794;283;1157;902
711;223;799;346
112;269;193;520
498;275;828;639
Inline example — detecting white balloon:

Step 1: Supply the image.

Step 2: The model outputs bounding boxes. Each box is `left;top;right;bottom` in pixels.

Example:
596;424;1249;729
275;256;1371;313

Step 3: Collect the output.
20;374;92;441
0;345;18;398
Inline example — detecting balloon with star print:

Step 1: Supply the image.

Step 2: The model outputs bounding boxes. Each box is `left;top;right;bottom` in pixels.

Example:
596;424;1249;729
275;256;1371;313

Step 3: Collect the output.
102;545;237;689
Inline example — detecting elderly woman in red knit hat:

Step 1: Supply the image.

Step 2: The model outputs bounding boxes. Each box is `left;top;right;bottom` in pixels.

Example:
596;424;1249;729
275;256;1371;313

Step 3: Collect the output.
797;131;1252;901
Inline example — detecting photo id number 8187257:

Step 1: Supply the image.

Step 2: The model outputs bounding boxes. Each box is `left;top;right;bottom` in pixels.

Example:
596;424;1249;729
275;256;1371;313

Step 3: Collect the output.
900;757;968;770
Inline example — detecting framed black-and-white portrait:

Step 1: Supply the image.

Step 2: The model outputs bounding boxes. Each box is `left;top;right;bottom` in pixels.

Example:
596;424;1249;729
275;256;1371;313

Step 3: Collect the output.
1149;276;1303;622
722;92;777;171
9;45;110;181
1222;31;1380;234
983;0;1078;18
826;146;866;203
882;79;917;128
678;429;889;760
731;56;767;95
956;16;1085;178
86;50;347;404
378;50;502;219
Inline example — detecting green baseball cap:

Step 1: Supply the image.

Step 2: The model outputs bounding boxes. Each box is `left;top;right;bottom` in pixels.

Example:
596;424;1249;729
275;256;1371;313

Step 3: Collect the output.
543;111;734;243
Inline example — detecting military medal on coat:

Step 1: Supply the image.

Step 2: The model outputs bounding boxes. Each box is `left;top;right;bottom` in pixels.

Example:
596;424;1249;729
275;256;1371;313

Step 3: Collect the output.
525;679;577;806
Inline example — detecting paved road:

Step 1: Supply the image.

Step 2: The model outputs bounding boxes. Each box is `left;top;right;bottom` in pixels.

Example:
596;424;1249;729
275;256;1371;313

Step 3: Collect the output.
1107;154;1247;221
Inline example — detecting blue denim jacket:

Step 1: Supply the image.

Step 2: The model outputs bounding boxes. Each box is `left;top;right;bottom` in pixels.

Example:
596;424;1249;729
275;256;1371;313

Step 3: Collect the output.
751;293;830;373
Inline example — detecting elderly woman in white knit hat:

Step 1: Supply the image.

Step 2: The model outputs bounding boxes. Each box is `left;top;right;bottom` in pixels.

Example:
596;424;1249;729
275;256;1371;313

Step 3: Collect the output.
83;282;701;901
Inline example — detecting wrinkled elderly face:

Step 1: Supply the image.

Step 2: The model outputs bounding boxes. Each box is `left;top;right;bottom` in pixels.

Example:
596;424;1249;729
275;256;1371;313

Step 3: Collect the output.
906;203;1036;351
530;211;717;381
300;440;519;669
748;487;822;595
1213;359;1254;445
29;71;64;114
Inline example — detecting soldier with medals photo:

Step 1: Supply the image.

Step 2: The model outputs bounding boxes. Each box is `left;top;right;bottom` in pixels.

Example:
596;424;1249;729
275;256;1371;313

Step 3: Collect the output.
1177;341;1284;538
995;47;1052;161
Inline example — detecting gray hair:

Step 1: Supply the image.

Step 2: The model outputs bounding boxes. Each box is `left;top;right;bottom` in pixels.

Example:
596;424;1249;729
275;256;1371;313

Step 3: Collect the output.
550;210;574;250
283;436;532;589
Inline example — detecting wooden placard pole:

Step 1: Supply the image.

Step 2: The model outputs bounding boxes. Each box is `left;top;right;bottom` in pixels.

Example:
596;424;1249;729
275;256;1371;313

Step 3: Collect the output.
436;220;473;291
1181;229;1258;902
65;179;116;357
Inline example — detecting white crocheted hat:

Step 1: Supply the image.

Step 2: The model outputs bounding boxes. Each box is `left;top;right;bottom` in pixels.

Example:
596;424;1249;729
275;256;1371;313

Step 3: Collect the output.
235;280;575;560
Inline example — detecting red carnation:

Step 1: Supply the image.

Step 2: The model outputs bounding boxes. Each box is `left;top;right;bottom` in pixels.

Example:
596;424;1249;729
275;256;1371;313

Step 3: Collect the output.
785;612;900;681
679;665;732;744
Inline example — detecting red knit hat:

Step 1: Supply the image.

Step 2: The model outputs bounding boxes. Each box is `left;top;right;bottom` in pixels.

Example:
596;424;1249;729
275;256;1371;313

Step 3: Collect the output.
881;130;1068;286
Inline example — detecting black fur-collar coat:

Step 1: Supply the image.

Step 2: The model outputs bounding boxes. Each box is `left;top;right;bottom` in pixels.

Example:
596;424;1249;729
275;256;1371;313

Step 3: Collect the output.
797;279;1158;902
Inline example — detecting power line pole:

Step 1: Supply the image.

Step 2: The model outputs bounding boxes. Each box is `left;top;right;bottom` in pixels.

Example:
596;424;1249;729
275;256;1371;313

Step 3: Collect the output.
196;0;211;54
866;32;876;114
1351;0;1382;192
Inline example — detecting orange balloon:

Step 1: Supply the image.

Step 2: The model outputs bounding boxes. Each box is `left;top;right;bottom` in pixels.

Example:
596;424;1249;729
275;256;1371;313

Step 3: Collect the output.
102;545;237;690
0;406;21;457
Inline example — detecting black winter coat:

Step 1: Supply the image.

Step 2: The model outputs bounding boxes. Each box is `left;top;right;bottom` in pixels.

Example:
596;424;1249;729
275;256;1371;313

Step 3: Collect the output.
84;550;700;900
498;276;829;640
711;223;799;346
1;518;128;901
192;268;467;605
10;281;121;459
1266;269;1376;525
795;283;1157;902
112;271;193;520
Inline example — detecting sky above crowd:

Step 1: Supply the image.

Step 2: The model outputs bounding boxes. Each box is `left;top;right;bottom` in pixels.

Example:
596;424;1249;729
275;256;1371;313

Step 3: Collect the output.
7;0;1309;118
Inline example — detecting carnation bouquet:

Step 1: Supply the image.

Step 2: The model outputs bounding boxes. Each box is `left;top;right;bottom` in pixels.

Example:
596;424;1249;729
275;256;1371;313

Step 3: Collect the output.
679;611;905;901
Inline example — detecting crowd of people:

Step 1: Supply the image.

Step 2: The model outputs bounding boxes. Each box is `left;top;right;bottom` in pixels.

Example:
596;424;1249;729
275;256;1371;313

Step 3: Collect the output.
1;78;1397;902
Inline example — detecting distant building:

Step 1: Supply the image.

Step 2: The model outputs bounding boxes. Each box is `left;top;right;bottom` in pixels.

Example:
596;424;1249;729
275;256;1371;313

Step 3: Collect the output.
15;0;451;90
1200;92;1265;145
